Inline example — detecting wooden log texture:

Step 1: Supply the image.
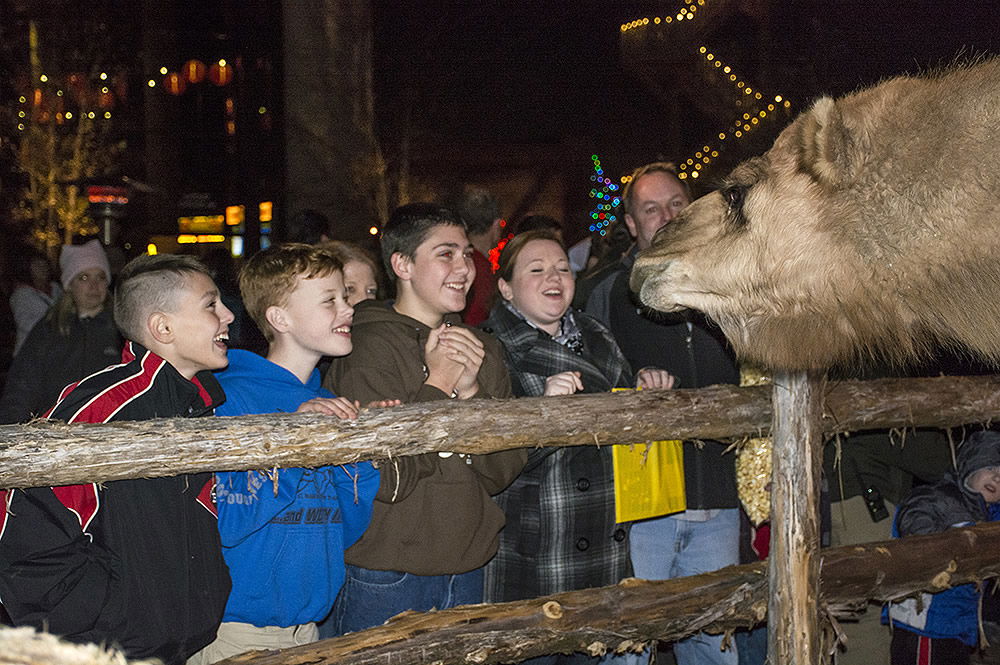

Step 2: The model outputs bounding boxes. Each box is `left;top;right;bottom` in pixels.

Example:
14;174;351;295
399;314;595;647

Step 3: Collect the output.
0;375;999;489
768;371;825;665
215;521;1000;665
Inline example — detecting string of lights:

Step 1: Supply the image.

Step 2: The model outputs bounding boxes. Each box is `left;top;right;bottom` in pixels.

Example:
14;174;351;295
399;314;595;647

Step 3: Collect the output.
14;71;120;130
16;58;271;137
620;0;706;31
618;2;793;182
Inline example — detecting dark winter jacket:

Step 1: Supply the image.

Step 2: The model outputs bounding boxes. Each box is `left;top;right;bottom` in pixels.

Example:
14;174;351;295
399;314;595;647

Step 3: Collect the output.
324;299;526;575
0;308;121;423
0;342;232;665
480;302;634;602
882;430;1000;646
585;249;739;509
895;430;1000;536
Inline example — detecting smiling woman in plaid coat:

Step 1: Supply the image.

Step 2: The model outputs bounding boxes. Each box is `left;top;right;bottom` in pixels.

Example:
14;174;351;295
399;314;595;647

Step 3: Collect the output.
481;231;674;605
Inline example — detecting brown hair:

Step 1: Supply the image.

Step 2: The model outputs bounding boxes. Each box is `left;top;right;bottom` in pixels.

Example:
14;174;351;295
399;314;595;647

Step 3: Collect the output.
622;162;690;216
496;229;566;283
240;243;343;342
114;253;211;345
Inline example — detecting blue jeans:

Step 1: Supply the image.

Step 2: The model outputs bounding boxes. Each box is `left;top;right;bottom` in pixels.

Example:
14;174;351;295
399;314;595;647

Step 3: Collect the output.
629;510;740;665
319;564;484;638
736;626;767;665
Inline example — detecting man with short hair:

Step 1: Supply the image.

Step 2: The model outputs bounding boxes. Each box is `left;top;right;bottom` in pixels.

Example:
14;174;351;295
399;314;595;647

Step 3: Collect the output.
584;162;741;665
451;187;503;325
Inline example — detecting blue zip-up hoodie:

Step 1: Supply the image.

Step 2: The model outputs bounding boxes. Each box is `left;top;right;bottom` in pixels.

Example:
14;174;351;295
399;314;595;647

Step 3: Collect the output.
882;430;1000;646
214;350;379;627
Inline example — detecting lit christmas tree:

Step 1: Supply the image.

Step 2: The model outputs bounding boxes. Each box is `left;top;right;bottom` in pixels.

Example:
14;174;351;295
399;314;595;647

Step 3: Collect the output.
587;154;620;237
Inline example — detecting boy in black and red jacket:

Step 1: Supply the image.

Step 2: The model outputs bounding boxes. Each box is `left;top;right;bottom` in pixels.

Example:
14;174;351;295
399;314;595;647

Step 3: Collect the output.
0;253;235;665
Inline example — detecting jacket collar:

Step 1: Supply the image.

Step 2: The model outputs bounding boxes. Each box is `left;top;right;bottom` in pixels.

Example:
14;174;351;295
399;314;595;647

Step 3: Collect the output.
121;341;226;413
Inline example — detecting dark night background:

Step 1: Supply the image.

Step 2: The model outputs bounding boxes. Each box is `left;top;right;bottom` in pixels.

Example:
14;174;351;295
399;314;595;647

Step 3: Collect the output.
1;0;998;247
373;1;999;174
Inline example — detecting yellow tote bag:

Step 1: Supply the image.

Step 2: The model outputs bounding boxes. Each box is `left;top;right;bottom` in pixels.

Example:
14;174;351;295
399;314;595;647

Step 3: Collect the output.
611;388;686;523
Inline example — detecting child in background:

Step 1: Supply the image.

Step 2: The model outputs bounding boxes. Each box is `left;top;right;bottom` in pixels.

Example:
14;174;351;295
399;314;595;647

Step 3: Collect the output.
0;254;234;665
188;244;381;664
883;430;1000;665
321;240;383;306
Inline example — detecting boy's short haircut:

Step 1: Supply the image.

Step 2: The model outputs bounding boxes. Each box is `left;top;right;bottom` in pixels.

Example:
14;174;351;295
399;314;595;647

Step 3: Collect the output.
380;203;466;283
240;243;343;342
114;253;212;345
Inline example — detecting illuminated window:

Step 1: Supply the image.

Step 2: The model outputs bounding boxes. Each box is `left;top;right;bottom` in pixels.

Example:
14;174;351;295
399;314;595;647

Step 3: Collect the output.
226;205;245;226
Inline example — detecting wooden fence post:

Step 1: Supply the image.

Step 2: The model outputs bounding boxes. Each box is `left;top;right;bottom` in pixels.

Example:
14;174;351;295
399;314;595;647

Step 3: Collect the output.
768;370;825;664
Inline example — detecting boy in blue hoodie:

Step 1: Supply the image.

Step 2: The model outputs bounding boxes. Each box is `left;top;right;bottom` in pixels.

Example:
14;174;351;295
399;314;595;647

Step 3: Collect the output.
188;244;381;664
883;430;1000;665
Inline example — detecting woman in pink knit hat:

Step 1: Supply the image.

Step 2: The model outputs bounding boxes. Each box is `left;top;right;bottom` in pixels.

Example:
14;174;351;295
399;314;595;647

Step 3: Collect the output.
0;239;122;423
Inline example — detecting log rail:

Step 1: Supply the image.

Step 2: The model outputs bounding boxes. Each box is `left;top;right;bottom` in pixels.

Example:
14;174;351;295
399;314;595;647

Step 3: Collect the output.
0;375;996;489
2;373;1000;665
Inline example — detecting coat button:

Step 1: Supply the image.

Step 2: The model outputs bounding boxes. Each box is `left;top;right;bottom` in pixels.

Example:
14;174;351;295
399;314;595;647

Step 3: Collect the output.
576;478;590;491
576;537;590;551
613;528;626;542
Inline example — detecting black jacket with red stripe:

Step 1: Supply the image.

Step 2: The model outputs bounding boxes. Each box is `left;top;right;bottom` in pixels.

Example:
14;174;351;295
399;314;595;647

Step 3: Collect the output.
0;341;232;665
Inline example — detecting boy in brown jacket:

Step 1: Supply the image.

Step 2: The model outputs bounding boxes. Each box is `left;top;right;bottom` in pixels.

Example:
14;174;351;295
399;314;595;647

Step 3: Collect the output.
322;203;526;636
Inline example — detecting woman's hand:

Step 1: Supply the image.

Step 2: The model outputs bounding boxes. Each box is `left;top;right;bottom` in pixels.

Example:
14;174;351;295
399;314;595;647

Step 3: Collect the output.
296;396;361;419
544;371;584;396
636;367;676;390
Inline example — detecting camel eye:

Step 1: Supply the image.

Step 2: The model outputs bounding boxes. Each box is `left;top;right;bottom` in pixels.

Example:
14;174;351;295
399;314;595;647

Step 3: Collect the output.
723;185;746;211
720;184;750;230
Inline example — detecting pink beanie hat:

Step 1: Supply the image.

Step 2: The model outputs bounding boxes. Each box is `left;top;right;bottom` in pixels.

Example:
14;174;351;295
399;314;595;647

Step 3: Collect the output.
60;239;111;289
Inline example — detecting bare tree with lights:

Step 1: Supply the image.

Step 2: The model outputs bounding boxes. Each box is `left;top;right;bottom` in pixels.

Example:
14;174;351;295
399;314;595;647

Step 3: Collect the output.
4;5;128;252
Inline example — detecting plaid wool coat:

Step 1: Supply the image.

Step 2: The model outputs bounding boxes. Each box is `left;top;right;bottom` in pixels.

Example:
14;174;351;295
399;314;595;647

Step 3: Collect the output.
481;302;635;602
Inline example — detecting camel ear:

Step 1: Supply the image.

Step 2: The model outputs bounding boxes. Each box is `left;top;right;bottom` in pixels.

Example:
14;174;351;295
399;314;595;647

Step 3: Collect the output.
798;97;855;189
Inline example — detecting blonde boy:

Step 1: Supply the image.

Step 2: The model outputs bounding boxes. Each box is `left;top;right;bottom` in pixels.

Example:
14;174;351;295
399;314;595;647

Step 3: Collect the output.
188;244;380;664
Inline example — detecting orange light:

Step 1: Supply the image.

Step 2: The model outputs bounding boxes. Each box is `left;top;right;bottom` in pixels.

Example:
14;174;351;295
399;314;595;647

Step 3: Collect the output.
164;72;186;95
225;205;245;226
197;235;226;243
369;226;379;235
178;234;198;244
209;62;234;86
184;59;206;84
259;201;273;223
147;243;158;255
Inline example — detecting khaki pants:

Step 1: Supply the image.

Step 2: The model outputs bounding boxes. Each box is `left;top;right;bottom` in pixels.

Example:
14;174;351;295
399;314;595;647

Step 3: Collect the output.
186;621;318;665
829;495;895;665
